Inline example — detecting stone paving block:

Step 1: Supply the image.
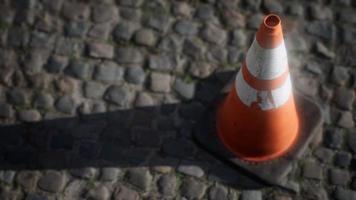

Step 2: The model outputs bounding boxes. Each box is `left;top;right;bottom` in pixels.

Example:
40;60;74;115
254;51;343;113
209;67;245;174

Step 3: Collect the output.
88;23;112;40
134;28;157;46
335;188;356;200
83;82;105;99
303;186;329;200
157;174;177;196
241;190;262;200
126;168;152;192
92;4;118;23
100;167;121;182
0;170;15;185
116;47;144;64
104;85;134;106
302;161;323;180
64;180;87;199
177;160;205;178
208;185;228;200
113;184;140;200
150;72;172;93
70;168;96;179
334;151;352;168
85;185;110;200
329;169;350;186
88;42;114;59
38;171;66;193
314;147;334;163
181;177;207;199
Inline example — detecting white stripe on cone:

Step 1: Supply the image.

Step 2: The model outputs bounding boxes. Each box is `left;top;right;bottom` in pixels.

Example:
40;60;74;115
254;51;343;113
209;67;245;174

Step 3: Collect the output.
235;71;292;110
246;38;288;80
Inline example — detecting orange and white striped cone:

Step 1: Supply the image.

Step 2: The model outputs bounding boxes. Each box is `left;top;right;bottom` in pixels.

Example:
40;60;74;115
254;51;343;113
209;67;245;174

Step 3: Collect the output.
217;14;299;162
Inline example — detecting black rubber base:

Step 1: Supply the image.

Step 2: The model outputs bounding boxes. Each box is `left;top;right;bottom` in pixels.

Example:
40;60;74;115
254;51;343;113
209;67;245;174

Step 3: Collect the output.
193;93;323;190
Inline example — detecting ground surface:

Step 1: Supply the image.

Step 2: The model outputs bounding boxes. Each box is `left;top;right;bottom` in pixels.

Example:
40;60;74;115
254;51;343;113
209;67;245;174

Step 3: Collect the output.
0;0;355;199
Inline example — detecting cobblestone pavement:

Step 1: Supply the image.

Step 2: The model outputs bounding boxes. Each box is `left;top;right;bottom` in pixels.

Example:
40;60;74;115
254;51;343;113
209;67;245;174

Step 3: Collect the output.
0;0;355;199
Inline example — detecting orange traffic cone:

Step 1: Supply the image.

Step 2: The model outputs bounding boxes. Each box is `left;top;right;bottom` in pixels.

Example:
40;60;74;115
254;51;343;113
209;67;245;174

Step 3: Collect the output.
217;14;299;162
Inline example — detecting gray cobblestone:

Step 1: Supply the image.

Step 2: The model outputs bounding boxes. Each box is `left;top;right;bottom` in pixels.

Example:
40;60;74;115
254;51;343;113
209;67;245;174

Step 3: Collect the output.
126;168;152;192
181;177;207;199
84;81;106;99
330;169;350;186
331;66;350;85
263;0;283;13
334;151;352;168
94;61;124;83
324;128;344;149
201;23;227;46
116;47;144;65
208;185;228;200
88;23;112;40
126;66;145;84
347;132;356;153
114;21;139;42
149;54;175;71
120;8;141;22
56;95;76;114
65;21;89;38
88;42;114;59
310;5;333;20
38;171;65;193
174;78;195;99
189;61;215;79
302;161;323;180
113;184;140;200
0;103;14;118
86;185;110;200
64;180;86;199
306;21;336;40
314;147;334;163
174;20;199;36
177;161;204;178
0;171;15;185
157;174;176;196
46;55;68;73
104;85;134;106
335;188;356;200
241;190;262;200
118;0;143;8
62;2;90;21
147;15;171;33
17;171;40;191
150;72;172;93
70;167;96;179
55;37;84;56
66;59;94;80
100;167;121;182
18;109;41;122
173;2;193;17
337;111;354;128
134;28;157;47
33;93;54;109
92;4;118;23
334;88;355;110
24;49;49;75
135;92;154;107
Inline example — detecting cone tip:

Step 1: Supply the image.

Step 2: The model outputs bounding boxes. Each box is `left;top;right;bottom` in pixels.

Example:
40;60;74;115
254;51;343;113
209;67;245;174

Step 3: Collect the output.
263;14;281;32
256;14;283;48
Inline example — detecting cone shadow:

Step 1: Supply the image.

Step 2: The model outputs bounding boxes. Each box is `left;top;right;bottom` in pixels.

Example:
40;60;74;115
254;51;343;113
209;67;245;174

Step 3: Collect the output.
0;71;266;190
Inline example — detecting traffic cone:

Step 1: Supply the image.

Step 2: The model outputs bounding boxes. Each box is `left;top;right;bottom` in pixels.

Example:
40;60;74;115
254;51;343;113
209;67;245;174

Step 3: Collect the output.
216;14;299;162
